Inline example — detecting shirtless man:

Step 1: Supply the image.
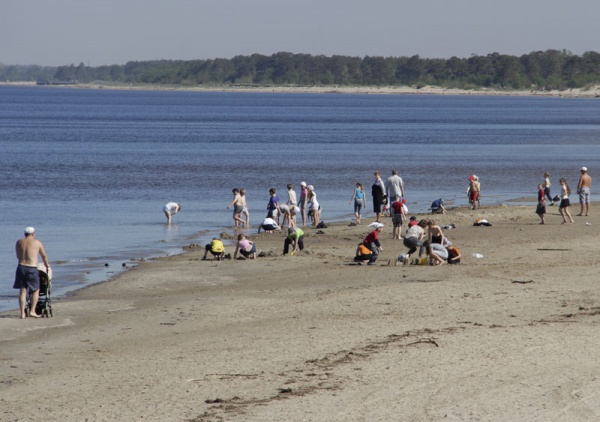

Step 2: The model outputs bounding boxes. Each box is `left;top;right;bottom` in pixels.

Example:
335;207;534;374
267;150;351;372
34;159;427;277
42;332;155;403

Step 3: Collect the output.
577;167;592;216
14;227;50;319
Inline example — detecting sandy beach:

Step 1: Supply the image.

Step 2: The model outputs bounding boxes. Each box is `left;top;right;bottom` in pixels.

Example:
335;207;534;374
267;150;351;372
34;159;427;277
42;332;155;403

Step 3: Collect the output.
2;202;600;421
3;81;600;98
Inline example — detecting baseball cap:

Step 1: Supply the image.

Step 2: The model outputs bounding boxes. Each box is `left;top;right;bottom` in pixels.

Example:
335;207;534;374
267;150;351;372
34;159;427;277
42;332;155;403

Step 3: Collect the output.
24;227;35;234
300;181;307;187
581;167;588;172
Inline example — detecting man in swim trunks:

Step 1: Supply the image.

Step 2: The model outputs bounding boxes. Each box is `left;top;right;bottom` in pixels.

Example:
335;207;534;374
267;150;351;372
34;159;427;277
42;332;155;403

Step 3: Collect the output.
14;227;50;319
577;167;592;216
163;202;181;224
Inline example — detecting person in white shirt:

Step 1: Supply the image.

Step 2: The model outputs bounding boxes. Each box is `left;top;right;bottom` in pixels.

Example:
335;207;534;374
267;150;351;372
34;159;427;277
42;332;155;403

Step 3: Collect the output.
163;202;181;224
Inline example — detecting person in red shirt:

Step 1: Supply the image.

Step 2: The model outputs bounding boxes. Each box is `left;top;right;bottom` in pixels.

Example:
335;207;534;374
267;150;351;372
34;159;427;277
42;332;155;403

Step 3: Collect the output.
363;223;384;266
391;195;406;239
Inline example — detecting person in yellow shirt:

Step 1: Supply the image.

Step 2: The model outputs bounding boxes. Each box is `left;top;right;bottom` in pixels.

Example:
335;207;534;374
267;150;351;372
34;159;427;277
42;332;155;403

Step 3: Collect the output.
202;238;225;261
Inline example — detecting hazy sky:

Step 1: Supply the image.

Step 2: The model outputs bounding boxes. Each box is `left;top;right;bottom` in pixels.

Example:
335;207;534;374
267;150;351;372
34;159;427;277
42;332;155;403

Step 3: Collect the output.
2;0;598;66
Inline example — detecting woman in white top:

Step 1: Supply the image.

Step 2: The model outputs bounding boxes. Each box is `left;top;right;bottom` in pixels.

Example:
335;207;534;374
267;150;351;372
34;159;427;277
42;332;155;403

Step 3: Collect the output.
307;185;320;227
163;202;181;224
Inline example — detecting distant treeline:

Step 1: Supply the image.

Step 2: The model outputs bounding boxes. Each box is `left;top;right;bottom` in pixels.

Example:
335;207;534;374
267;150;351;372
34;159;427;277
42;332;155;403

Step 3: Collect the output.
2;50;600;90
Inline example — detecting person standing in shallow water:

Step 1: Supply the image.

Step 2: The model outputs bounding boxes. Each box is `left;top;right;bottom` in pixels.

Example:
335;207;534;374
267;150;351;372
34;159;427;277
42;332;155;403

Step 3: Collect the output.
163;202;181;224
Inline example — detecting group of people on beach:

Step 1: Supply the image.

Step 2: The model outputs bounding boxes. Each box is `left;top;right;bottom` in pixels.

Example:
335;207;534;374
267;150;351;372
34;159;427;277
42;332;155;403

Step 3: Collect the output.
257;183;322;233
536;167;592;224
13;165;593;319
354;217;461;267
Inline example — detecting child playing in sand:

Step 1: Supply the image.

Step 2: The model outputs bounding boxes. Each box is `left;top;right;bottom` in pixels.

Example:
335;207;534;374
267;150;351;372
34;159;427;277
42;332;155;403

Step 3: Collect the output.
227;188;246;227
233;234;257;260
536;183;546;224
559;178;574;223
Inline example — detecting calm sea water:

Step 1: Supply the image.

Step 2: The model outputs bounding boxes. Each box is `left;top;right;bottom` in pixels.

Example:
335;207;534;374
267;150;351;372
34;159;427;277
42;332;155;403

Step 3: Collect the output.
1;86;599;311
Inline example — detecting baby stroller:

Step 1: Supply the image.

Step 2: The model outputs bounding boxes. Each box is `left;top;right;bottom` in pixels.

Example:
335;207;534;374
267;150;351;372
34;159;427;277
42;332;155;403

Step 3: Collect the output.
26;264;53;318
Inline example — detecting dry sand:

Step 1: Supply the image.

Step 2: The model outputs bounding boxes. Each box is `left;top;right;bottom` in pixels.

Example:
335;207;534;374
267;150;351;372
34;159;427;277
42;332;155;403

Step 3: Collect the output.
2;204;600;421
4;81;600;98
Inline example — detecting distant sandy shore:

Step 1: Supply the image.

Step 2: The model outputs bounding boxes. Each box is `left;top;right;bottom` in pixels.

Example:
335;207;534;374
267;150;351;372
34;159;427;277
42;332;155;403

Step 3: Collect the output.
3;81;600;98
2;203;600;420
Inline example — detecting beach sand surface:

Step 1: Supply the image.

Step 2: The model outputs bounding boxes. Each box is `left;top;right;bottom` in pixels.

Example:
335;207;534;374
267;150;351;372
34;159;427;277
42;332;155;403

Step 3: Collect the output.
2;204;600;421
3;81;600;98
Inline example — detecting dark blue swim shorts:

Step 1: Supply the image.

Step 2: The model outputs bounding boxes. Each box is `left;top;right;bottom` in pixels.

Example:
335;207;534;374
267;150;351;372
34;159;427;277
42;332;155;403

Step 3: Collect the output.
13;265;40;292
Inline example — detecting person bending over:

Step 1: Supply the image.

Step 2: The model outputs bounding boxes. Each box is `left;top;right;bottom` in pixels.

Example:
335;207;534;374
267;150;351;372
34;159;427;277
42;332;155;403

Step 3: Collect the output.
283;227;304;255
202;238;225;261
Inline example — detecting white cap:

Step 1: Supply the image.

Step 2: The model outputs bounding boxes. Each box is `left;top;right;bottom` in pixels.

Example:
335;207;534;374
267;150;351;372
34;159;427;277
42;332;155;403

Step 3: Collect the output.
24;227;35;234
368;222;384;229
300;181;307;187
581;167;588;172
307;185;314;191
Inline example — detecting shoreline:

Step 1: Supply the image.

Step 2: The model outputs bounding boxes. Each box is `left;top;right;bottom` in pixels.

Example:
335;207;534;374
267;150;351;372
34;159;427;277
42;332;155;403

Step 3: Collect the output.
0;199;537;314
3;203;600;419
3;81;600;98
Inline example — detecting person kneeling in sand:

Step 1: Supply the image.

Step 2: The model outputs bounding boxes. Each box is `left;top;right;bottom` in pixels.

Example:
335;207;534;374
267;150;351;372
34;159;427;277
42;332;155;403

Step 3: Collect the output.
283;227;304;255
446;244;462;264
202;238;225;261
233;234;256;260
258;217;281;233
423;240;448;266
353;243;373;264
363;222;384;266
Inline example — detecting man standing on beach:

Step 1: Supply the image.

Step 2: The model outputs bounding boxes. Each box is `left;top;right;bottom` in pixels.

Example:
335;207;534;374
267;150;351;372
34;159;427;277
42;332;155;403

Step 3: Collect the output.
577;167;592;216
386;170;404;216
14;227;50;319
